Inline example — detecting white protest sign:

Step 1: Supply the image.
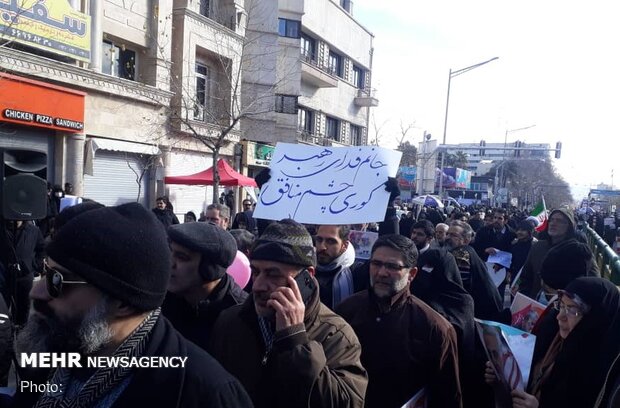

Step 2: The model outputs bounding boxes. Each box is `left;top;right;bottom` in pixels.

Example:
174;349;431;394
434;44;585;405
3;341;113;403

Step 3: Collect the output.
254;143;402;224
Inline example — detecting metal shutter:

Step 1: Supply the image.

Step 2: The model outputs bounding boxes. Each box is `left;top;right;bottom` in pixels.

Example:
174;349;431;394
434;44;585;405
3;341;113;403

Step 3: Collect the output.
83;150;150;206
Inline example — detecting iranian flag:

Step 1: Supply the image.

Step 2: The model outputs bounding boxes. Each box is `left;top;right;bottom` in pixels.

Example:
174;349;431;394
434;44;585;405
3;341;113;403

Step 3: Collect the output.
531;197;548;232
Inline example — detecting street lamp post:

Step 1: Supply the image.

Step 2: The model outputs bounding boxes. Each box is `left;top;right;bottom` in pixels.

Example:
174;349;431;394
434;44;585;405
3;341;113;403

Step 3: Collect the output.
495;124;537;205
439;57;499;195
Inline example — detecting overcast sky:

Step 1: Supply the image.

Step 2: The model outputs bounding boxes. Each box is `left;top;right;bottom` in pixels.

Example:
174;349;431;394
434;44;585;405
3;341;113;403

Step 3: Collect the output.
352;0;620;201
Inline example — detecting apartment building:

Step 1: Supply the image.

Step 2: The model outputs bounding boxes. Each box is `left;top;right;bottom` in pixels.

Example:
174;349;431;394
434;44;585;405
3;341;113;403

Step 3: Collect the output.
241;0;378;176
445;141;550;175
0;0;245;216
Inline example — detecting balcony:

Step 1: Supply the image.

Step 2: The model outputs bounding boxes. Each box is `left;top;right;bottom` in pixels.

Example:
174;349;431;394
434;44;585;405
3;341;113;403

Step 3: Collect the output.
300;55;338;88
354;88;379;107
297;130;353;147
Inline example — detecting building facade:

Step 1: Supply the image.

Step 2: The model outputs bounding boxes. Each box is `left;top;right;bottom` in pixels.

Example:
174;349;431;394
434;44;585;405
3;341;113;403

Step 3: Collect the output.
241;0;378;177
445;141;550;175
0;0;377;217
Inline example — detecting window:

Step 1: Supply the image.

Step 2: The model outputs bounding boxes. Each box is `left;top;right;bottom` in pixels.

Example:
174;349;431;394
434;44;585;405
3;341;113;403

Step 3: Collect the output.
200;0;210;17
326;117;340;141
278;18;301;38
300;34;315;61
194;63;209;121
352;65;365;89
298;108;314;133
340;0;351;12
275;94;298;114
102;41;136;80
328;51;343;77
350;125;363;146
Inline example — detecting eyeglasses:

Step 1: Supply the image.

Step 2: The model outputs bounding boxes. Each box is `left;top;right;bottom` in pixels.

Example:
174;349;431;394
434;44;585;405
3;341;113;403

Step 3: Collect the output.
369;259;407;272
38;260;88;298
552;300;584;318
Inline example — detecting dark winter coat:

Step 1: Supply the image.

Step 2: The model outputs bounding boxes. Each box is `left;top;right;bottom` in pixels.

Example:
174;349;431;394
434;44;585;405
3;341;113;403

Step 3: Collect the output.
449;245;504;322
162;273;248;350
210;279;368;408
336;288;462;408
472;225;516;261
14;315;254;408
152;208;180;228
0;222;44;279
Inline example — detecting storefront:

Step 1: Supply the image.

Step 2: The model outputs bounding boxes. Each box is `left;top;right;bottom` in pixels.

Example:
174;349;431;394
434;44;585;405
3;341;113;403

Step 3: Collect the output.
0;72;85;187
83;138;160;207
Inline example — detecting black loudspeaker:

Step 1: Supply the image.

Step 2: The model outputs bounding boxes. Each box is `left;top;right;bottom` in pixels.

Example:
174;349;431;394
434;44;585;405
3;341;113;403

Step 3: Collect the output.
0;149;47;220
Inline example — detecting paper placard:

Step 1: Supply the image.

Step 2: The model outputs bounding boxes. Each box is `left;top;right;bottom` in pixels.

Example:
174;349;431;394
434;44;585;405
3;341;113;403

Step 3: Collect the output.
476;319;536;391
487;250;513;269
254;143;402;224
510;292;546;333
348;230;379;260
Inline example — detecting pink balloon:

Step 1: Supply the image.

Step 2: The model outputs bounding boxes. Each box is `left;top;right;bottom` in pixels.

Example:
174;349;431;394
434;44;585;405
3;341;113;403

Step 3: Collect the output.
227;251;251;288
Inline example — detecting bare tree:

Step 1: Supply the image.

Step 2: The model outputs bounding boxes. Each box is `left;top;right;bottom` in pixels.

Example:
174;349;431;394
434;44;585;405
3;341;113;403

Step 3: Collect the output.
145;0;296;204
369;113;388;146
125;152;162;203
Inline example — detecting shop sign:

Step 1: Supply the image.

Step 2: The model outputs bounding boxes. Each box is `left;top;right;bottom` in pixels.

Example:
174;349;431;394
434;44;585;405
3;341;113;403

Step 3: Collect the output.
0;0;91;62
243;141;274;167
2;108;83;131
0;73;85;133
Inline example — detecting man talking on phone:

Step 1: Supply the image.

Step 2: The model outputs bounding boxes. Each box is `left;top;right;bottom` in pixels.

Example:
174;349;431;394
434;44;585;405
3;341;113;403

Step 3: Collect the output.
210;219;367;408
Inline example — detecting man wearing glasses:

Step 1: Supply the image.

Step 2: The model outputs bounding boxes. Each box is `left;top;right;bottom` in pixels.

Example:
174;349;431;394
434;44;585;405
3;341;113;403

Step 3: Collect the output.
336;234;462;408
13;202;252;407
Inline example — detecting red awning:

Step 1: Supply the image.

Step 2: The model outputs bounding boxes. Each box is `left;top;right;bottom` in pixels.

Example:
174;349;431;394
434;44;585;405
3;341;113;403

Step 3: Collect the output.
164;159;257;187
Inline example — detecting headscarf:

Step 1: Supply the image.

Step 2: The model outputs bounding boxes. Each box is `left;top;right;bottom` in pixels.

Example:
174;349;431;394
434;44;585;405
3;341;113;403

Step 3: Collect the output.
531;277;620;407
411;248;475;357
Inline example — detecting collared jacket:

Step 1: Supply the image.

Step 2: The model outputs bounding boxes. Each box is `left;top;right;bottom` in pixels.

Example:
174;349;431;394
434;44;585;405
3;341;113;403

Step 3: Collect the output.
336;288;462;408
209;279;368;408
162;273;248;350
472;224;516;261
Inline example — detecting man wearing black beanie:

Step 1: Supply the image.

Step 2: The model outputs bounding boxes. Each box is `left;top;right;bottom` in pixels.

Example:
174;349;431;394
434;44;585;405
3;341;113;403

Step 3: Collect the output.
163;222;247;350
13;203;252;408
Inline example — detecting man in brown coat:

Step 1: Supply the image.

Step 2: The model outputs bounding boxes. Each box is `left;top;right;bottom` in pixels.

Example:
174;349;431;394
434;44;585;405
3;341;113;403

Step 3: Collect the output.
210;219;367;408
336;234;462;408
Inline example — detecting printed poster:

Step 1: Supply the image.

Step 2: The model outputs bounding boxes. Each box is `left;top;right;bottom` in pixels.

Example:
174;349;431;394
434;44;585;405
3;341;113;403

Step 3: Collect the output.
348;230;378;260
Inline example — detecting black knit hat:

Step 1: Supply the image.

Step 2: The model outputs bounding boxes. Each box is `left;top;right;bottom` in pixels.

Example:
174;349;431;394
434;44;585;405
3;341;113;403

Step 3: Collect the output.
46;202;171;311
168;222;237;281
541;239;593;290
54;200;104;232
251;219;316;267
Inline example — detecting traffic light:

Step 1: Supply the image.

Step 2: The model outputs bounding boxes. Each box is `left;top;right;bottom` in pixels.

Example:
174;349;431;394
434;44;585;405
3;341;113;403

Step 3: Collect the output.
555;141;562;159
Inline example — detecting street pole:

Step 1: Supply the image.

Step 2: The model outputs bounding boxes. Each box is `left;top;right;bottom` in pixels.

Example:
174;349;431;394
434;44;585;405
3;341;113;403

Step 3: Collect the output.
439;57;498;197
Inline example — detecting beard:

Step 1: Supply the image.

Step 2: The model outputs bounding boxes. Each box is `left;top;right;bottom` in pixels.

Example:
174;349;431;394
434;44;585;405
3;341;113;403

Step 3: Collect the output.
15;296;115;356
371;273;410;299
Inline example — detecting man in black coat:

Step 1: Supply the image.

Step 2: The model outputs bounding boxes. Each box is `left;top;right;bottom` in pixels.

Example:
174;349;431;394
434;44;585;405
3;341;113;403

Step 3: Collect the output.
0;219;45;325
163;222;247;350
472;208;515;261
13;203;252;408
152;196;180;228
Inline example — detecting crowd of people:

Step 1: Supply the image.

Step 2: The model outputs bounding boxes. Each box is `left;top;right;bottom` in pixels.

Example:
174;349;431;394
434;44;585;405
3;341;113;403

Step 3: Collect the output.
0;176;618;408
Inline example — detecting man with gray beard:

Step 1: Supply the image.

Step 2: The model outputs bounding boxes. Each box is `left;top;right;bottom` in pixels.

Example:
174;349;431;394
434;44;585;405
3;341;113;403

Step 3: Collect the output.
336;234;462;408
13;202;252;408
